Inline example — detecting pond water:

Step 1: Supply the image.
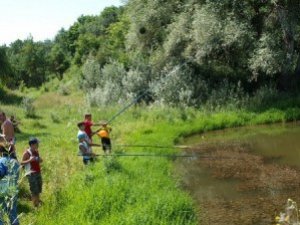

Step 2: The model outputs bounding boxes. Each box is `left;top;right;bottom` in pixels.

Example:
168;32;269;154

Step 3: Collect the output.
178;122;300;225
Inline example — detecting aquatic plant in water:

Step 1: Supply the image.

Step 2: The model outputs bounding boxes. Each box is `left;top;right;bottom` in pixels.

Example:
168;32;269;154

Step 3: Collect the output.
275;199;299;225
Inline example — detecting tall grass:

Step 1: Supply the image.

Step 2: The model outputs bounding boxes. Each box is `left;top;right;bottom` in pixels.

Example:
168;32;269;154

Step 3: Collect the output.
1;88;300;225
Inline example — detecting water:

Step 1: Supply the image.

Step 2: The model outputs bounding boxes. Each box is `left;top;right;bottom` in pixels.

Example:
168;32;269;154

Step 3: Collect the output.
178;122;300;225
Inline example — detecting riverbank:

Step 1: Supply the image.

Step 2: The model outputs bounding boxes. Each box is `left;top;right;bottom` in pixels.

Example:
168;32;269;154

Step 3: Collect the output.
2;90;300;224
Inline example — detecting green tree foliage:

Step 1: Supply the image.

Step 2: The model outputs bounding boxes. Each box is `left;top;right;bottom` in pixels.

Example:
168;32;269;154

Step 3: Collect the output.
7;37;52;87
2;6;125;89
49;44;70;79
126;0;182;51
96;14;130;66
0;46;12;85
72;6;124;65
248;0;300;89
3;2;300;106
119;0;300;106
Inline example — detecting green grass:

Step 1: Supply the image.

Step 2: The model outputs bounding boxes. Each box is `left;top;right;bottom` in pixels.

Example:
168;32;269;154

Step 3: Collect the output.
2;90;300;225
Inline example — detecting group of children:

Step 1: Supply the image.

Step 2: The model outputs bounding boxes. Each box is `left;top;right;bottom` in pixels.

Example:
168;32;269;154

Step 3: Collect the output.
0;136;42;225
0;112;111;224
77;113;112;165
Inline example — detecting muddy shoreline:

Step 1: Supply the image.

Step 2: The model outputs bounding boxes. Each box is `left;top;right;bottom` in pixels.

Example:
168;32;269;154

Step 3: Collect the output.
178;142;300;225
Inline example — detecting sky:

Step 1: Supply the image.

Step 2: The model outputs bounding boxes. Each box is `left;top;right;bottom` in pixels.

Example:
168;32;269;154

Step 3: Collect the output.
0;0;123;45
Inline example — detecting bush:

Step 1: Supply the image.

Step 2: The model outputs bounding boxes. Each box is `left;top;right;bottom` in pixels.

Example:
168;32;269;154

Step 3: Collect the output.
81;57;102;90
204;80;247;111
21;97;36;118
150;64;196;107
247;85;281;111
85;60;152;106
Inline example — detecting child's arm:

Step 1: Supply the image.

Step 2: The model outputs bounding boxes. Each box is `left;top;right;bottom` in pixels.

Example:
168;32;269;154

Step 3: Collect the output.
20;152;35;165
79;145;88;155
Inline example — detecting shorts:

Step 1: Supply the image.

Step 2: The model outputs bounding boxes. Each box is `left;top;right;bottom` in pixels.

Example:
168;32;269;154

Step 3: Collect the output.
83;157;94;165
27;173;42;195
101;137;111;151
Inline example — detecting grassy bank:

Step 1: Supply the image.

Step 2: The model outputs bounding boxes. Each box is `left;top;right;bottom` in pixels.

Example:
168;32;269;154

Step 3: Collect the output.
1;90;300;224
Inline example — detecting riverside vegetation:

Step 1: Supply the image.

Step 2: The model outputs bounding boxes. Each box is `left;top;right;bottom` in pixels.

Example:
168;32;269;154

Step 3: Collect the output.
1;0;300;224
1;84;300;224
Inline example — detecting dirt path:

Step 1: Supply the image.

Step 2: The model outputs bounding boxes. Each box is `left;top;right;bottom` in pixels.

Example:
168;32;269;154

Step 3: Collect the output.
179;142;300;225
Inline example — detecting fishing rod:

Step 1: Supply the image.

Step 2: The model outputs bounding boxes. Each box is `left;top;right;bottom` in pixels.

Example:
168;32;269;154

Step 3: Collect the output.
94;153;197;158
97;63;190;126
107;90;150;124
113;144;192;149
79;153;198;158
93;90;150;135
102;62;191;125
78;152;247;159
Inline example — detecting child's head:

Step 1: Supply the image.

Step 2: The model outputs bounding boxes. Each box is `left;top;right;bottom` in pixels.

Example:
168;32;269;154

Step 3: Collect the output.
29;137;39;150
85;114;92;121
77;122;85;130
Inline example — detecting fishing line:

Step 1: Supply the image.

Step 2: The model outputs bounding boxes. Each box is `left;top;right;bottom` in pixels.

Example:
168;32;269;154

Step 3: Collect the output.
107;90;150;124
103;61;189;125
78;152;247;160
112;144;192;149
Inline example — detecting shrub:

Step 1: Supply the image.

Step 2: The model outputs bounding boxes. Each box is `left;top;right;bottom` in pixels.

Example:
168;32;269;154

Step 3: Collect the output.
21;97;36;118
82;57;102;90
150;64;196;107
204;80;247;111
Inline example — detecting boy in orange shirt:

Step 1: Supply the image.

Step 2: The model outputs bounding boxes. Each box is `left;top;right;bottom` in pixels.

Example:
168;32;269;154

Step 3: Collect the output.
96;121;112;154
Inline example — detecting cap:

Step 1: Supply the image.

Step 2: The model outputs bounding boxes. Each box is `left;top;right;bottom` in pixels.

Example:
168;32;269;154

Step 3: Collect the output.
29;137;39;145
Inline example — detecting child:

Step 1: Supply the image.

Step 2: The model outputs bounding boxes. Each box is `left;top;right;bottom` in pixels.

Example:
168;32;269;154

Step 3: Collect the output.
77;122;100;164
77;133;95;165
21;137;43;208
83;114;101;141
97;121;112;154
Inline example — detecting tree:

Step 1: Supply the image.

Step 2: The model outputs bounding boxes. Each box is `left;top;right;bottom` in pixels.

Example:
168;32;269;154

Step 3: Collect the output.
7;38;52;87
49;44;70;78
0;46;12;85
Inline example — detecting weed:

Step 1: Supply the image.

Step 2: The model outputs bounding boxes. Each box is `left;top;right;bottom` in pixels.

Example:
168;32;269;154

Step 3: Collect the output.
21;97;36;118
50;112;60;123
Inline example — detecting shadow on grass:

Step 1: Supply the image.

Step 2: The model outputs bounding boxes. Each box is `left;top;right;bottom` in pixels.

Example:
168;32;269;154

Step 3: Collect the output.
16;132;50;143
18;202;32;214
22;114;43;120
0;88;22;105
17;185;32;214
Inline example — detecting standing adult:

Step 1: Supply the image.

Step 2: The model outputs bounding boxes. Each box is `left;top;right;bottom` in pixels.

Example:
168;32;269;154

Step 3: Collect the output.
0;112;16;159
0;144;19;225
21;138;43;208
0;112;15;143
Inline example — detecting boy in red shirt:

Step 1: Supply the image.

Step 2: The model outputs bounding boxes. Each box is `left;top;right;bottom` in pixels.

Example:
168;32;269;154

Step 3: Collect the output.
83;114;101;140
